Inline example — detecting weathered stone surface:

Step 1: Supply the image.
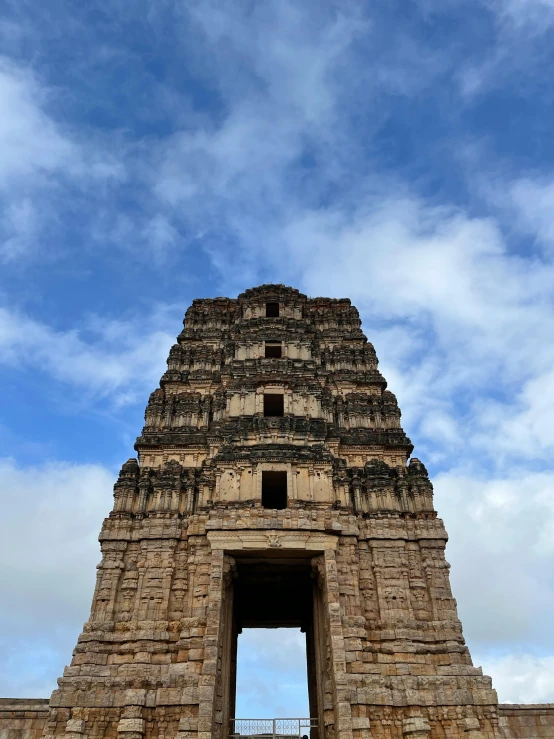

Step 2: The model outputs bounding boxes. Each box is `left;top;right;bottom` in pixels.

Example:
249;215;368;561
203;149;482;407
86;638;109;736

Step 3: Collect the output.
1;285;551;739
499;706;554;739
0;699;49;739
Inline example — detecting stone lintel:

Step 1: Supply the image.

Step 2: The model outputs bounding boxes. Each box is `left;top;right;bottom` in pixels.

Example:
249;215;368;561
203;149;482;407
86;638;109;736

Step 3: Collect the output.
207;529;339;551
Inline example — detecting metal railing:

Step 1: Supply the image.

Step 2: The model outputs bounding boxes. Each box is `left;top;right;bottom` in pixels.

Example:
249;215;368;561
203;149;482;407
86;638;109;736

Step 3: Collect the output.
230;718;316;739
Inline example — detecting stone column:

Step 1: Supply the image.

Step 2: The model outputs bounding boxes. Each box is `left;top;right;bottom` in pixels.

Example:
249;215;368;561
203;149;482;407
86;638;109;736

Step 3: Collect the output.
322;549;353;739
116;690;148;739
195;550;235;739
462;718;486;739
402;717;431;739
64;719;87;739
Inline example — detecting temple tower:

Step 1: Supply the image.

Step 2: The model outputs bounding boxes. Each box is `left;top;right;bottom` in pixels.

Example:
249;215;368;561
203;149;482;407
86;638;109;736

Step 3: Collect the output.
43;285;499;739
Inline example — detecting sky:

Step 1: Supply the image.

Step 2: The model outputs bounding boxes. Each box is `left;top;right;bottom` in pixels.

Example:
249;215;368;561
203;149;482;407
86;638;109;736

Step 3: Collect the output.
1;0;554;714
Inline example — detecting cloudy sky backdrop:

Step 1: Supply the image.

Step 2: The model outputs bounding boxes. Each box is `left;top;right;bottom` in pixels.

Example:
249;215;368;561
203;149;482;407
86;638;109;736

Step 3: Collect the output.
1;0;554;715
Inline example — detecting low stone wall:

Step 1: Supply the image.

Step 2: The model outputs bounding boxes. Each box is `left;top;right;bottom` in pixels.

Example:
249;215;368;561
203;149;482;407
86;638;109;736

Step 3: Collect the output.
1;699;554;739
0;698;49;739
499;705;554;739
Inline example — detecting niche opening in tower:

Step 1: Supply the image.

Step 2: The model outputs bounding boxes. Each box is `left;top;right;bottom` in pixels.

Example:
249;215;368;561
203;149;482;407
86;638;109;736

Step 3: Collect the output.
266;302;280;317
264;393;284;416
264;341;282;358
262;471;287;509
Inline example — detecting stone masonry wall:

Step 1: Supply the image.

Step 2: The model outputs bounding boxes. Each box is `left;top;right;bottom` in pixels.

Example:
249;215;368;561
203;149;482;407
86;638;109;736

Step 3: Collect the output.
3;701;551;739
0;699;49;739
499;706;554;739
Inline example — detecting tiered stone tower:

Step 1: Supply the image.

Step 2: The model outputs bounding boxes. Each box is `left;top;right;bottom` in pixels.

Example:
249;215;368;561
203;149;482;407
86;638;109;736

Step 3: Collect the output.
42;285;500;739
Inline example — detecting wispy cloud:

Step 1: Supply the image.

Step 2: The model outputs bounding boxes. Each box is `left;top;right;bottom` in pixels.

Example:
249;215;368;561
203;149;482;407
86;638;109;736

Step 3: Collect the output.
508;177;554;255
0;57;76;186
494;0;554;30
0;55;124;264
202;191;554;465
0;307;174;406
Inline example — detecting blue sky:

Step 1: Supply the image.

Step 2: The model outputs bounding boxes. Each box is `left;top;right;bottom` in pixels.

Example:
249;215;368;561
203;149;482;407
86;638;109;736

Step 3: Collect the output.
1;0;554;713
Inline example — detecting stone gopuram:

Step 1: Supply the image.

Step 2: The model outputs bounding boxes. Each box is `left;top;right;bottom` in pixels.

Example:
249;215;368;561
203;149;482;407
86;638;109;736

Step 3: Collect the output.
2;285;553;739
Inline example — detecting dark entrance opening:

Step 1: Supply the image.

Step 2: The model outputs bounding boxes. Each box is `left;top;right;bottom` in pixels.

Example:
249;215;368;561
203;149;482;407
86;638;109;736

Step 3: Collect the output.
264;341;282;358
266;302;280;317
234;555;313;628
224;553;323;739
262;471;287;510
264;393;284;416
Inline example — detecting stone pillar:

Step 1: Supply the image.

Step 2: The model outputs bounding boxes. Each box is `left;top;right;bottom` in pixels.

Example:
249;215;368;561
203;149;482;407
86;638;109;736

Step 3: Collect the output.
463;718;486;739
195;550;236;739
402;717;431;739
323;549;353;739
64;719;86;739
117;690;147;739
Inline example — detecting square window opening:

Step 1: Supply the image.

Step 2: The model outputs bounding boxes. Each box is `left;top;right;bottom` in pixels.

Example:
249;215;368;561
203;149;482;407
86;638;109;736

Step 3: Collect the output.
264;393;284;416
262;471;287;509
265;342;282;358
266;302;280;317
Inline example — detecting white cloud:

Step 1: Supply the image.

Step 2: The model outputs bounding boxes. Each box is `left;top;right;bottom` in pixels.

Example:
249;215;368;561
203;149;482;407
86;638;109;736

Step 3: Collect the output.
0;306;175;406
477;653;554;704
0;58;76;187
455;0;554;97
0;56;123;187
0;457;114;697
150;0;447;230
184;1;364;123
436;470;554;651
0;55;125;263
152;4;360;212
474;369;554;460
142;214;179;259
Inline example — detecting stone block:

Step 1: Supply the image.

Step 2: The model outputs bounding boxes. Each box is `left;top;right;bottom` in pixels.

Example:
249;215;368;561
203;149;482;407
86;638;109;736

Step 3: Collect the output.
65;719;86;734
178;717;198;731
117;718;145;733
124;690;146;706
